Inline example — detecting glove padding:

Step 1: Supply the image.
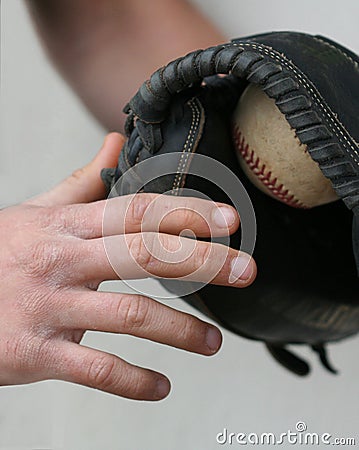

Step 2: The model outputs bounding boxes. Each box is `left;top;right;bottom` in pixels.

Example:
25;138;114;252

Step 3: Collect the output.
102;32;359;376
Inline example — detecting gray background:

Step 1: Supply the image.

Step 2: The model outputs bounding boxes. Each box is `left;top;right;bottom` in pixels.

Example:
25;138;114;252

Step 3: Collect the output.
1;1;358;449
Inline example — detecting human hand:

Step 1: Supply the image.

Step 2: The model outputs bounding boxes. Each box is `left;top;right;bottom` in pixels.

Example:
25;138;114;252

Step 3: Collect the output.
0;133;256;400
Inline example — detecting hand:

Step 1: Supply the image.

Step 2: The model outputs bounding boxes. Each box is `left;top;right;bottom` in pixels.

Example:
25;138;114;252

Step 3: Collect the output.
0;133;256;400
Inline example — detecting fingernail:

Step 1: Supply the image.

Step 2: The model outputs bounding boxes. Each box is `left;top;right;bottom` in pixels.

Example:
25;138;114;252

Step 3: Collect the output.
206;326;222;353
155;377;170;399
229;255;253;283
212;206;236;228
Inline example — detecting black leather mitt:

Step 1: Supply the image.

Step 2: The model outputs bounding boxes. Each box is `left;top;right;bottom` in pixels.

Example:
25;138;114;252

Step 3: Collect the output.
102;32;359;376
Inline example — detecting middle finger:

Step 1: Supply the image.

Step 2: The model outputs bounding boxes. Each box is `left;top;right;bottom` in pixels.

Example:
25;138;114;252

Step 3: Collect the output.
77;232;256;287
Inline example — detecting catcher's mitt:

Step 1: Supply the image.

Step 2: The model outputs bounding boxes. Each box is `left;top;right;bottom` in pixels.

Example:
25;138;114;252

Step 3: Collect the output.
102;32;359;376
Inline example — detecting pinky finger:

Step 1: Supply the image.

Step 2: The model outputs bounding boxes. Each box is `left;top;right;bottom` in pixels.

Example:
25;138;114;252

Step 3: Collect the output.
48;342;171;401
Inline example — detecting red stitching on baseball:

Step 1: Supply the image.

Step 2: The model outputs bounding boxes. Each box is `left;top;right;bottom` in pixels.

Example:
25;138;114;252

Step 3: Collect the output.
233;124;306;208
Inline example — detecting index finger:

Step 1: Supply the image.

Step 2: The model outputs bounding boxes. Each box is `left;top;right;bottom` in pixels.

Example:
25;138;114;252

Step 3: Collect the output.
52;194;240;239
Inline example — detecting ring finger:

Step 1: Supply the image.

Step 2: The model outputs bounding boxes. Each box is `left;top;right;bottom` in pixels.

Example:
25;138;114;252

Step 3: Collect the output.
57;290;222;356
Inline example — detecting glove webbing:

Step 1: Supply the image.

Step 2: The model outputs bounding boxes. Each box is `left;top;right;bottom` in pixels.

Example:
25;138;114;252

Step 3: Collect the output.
119;40;359;272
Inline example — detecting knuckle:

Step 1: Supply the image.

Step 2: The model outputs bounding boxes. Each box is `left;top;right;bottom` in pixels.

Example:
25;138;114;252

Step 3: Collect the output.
127;233;158;272
70;167;86;184
28;206;68;234
18;282;63;319
44;206;78;234
22;239;56;277
177;207;196;228
117;295;150;331
195;241;213;271
180;316;202;344
6;334;48;370
21;238;76;279
126;194;153;228
129;372;147;398
5;337;26;369
29;338;53;369
86;355;117;390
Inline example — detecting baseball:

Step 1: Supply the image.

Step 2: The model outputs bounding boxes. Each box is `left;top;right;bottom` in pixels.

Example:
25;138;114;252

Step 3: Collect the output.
232;84;338;208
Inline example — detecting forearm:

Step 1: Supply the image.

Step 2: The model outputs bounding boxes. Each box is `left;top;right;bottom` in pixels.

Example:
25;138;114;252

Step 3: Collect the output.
26;0;225;131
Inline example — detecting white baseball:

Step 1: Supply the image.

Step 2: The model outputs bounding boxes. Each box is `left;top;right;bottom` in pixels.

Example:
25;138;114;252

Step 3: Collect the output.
232;84;338;208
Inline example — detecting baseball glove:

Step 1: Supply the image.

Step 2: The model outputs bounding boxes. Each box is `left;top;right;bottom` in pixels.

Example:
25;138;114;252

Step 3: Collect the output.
102;32;359;376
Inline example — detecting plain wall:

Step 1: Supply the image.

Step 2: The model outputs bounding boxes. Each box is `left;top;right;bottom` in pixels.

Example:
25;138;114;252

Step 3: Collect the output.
1;1;358;449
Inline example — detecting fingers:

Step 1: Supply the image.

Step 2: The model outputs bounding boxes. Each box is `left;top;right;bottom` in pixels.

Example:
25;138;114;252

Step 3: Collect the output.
79;233;257;287
57;291;222;356
55;194;239;239
26;133;125;207
103;194;239;238
48;341;171;400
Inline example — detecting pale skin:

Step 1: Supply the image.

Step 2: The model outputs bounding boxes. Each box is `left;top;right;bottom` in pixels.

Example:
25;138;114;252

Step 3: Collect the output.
0;1;253;400
0;134;256;400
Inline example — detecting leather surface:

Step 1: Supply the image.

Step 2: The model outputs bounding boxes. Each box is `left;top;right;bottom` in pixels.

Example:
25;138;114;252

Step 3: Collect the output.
233;32;359;143
101;32;359;351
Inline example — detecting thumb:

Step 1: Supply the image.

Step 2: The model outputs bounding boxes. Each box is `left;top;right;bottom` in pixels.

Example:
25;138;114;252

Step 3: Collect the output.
26;133;126;207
